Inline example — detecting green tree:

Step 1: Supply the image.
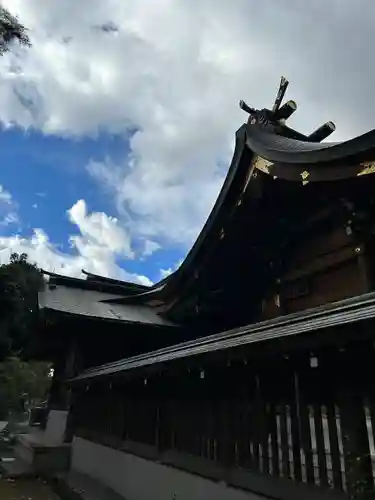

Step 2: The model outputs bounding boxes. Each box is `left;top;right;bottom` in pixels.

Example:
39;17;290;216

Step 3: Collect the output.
0;253;45;359
0;5;31;55
0;356;51;419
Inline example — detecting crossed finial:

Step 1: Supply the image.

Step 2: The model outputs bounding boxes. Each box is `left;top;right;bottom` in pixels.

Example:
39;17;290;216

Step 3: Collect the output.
239;76;295;122
240;76;336;142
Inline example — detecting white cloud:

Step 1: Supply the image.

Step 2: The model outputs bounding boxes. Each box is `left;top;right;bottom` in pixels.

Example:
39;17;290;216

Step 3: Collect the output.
0;199;152;285
159;258;183;280
0;185;12;205
141;239;161;257
1;212;19;227
1;0;375;252
0;185;19;227
160;267;173;280
67;199;134;259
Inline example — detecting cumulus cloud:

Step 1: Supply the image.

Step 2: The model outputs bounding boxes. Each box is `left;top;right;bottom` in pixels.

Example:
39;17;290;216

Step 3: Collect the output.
1;0;375;253
67;199;134;259
0;199;152;285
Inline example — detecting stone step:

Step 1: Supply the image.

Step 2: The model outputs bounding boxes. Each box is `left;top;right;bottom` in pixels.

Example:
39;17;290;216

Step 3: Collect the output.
14;433;71;474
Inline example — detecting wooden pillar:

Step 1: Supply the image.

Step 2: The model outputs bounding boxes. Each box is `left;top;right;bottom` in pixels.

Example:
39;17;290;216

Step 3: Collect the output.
340;393;372;496
48;332;78;411
64;386;77;443
337;346;373;497
47;333;80;443
155;370;169;452
294;355;314;485
48;355;69;410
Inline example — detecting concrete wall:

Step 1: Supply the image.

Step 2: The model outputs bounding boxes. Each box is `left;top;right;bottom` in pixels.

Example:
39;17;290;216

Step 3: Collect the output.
45;410;68;443
71;437;263;500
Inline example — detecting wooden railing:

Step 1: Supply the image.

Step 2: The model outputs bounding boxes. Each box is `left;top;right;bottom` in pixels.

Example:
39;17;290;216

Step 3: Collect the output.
72;334;375;499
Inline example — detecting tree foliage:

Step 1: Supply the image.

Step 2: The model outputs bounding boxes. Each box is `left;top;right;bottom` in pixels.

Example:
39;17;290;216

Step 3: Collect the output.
0;5;31;55
0;253;45;359
0;356;51;419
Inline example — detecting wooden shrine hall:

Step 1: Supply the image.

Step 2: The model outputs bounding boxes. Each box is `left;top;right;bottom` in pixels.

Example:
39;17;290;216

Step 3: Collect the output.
33;78;375;500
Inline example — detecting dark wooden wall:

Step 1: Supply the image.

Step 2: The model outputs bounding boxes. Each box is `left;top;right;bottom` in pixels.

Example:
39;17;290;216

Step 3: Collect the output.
165;172;375;334
54;317;191;371
260;177;375;321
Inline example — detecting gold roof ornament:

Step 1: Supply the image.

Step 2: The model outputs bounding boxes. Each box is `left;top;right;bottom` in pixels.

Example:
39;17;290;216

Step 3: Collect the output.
357;162;375;177
253;156;273;175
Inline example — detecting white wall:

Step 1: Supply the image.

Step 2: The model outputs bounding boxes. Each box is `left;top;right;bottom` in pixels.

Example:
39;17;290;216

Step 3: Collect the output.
72;437;263;500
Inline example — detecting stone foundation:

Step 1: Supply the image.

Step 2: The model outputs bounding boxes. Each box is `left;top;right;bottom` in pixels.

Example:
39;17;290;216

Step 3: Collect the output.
71;437;262;500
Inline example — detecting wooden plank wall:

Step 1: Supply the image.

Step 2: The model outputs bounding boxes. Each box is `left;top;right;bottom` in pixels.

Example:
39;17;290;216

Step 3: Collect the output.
261;218;374;319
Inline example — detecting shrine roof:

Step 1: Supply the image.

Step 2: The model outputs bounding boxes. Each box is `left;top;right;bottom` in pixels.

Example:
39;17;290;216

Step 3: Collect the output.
103;77;375;321
39;283;176;327
42;78;375;326
41;270;151;296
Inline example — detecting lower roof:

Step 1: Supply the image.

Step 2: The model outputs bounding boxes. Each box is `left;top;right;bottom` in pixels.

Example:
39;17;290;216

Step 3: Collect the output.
39;284;176;328
71;290;375;381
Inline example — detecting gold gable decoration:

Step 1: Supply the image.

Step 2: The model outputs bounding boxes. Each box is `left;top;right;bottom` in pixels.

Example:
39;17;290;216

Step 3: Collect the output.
357;162;375;177
253;156;273;175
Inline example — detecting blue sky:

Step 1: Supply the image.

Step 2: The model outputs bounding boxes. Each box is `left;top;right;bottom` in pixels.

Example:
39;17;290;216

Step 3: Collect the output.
0;126;186;284
0;0;370;284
